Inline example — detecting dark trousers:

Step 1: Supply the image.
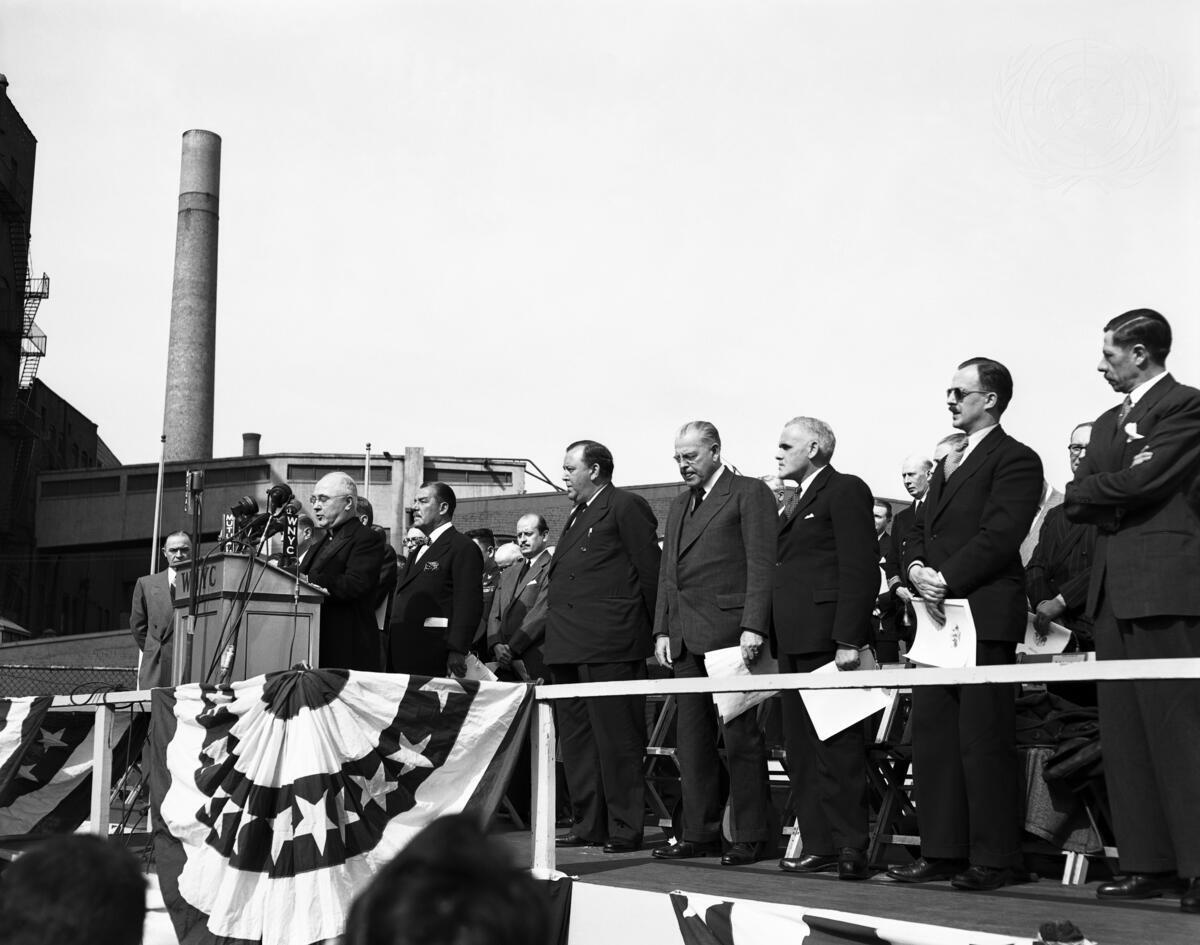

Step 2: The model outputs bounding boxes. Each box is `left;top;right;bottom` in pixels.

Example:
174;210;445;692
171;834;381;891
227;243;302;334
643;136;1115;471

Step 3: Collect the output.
779;651;869;854
674;646;771;844
911;640;1020;868
1094;605;1200;876
550;660;647;845
389;625;447;678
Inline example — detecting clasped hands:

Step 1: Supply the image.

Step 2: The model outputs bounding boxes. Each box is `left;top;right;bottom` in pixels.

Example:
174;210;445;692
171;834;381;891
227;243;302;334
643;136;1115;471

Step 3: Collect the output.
909;565;948;625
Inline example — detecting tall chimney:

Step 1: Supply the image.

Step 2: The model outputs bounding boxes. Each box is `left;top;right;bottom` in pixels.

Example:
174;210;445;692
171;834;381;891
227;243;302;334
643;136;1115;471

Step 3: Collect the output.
242;432;261;457
162;130;221;462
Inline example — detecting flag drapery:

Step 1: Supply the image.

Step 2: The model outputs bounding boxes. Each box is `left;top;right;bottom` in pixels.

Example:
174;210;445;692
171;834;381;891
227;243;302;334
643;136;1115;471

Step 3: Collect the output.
151;668;532;945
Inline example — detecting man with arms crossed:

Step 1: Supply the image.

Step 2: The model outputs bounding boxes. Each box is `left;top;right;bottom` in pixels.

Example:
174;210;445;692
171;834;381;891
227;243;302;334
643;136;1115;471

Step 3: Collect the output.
652;421;776;866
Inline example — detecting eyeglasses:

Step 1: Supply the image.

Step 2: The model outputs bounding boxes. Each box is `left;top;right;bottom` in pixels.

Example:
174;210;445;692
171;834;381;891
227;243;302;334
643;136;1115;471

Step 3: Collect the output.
945;388;992;403
1067;444;1088;454
309;493;350;506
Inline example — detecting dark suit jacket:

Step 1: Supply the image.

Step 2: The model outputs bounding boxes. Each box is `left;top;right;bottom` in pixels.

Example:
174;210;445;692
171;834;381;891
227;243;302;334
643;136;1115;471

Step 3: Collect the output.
904;426;1043;643
1065;374;1200;620
487;551;552;679
771;466;878;654
374;530;399;628
131;570;177;688
1025;504;1096;639
390;524;484;658
653;468;776;658
543;484;661;665
303;516;386;670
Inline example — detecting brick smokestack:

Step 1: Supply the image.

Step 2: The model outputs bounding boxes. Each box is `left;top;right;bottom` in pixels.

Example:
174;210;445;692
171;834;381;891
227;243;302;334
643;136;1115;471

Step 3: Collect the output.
162;130;221;461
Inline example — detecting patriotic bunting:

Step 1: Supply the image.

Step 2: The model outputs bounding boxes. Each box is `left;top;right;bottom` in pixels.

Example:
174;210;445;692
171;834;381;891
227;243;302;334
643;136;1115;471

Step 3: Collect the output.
150;668;532;945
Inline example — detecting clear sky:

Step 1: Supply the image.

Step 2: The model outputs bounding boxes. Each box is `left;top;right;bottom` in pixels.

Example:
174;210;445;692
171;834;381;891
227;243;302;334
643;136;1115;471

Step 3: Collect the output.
4;0;1197;500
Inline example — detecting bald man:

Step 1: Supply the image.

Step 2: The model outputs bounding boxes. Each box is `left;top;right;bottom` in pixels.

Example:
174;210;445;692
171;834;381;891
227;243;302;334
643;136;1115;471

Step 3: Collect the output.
302;471;386;671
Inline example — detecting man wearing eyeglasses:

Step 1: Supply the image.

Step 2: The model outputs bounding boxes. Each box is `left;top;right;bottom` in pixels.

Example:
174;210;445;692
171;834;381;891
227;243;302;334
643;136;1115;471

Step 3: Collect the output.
892;358;1043;891
130;531;191;688
302;471;386;671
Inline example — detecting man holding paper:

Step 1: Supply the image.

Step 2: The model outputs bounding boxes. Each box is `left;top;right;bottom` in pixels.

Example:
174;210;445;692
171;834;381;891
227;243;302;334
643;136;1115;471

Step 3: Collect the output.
897;357;1043;891
651;421;777;867
771;416;879;880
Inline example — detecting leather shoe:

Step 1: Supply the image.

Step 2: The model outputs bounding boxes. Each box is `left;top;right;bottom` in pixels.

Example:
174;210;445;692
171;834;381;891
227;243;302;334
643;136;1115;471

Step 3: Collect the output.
602;837;642;854
1097;873;1185;900
886;856;966;883
721;842;761;866
652;840;721;860
556;833;601;848
1181;878;1200;913
838;848;871;881
779;853;838;873
951;864;1027;891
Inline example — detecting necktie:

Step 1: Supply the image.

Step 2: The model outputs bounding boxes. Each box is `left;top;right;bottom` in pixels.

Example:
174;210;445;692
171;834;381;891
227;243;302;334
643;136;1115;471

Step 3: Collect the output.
1117;395;1133;425
943;441;968;479
563;503;585;536
516;559;530;584
691;487;704;514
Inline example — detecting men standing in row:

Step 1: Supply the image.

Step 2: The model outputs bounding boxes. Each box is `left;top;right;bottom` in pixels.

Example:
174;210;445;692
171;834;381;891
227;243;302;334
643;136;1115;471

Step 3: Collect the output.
130;531;191;688
389;482;483;679
304;472;386;672
773;417;878;880
1065;309;1200;912
489;514;553;683
651;421;776;866
546;440;660;853
897;358;1043;890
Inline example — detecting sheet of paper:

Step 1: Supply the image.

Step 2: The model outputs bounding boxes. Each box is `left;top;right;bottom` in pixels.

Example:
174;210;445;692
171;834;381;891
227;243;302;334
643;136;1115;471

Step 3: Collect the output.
704;644;779;723
798;651;894;741
906;599;977;668
1016;613;1072;656
463;653;498;682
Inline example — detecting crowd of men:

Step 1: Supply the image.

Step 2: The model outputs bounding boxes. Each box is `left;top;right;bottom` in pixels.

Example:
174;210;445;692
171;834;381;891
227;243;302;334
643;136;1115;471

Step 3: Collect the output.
130;308;1200;911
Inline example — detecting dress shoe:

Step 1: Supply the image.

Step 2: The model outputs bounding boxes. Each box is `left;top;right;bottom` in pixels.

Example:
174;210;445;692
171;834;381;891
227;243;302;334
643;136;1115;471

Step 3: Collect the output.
1181;878;1200;913
886;856;966;883
721;842;761;866
1097;872;1185;900
653;840;721;860
838;848;871;880
951;864;1027;891
779;853;838;873
556;833;601;848
602;837;641;854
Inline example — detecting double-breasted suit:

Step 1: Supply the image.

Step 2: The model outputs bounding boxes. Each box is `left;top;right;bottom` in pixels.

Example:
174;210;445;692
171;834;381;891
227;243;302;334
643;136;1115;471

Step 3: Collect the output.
545;484;660;846
1066;373;1200;876
771;465;878;855
904;425;1042;868
130;570;177;689
302;516;387;671
653;468;776;845
388;524;484;678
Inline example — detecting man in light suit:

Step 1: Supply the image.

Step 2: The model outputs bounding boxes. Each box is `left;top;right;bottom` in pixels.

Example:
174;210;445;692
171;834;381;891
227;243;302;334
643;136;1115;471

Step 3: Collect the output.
489;513;553;683
771;417;879;880
545;440;661;853
1065;309;1200;911
895;357;1043;891
651;421;776;867
130;531;190;688
389;481;483;679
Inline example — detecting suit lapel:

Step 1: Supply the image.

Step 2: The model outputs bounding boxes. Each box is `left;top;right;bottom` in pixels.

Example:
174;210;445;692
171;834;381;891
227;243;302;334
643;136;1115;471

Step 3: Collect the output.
679;468;733;556
935;427;1005;517
398;526;455;588
1123;374;1177;432
550;487;612;574
783;466;831;532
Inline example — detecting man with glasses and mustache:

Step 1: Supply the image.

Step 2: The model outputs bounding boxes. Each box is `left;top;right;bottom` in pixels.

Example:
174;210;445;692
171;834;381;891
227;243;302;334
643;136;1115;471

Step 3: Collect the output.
302;471;386;671
891;357;1043;891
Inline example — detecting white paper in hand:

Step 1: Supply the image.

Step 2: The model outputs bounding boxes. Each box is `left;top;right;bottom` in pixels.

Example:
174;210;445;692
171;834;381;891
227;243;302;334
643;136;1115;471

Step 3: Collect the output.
798;651;894;741
906;599;977;668
1016;613;1072;656
463;653;498;682
704;645;779;723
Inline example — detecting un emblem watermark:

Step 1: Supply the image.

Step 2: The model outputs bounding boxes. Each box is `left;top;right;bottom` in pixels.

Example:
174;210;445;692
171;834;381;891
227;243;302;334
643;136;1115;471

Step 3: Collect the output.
994;39;1178;190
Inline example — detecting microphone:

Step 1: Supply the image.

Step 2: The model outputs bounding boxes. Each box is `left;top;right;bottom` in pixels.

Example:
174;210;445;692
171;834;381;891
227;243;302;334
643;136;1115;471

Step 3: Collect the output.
267;483;294;514
230;496;259;516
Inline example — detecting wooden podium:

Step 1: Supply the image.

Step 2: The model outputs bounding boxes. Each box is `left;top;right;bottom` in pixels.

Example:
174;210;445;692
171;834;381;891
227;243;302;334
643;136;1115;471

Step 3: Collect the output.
171;553;326;686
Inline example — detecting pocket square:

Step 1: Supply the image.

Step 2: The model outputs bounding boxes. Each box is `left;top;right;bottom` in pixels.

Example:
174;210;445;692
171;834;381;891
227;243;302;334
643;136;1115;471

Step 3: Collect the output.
804;513;815;519
424;560;440;572
525;579;538;586
1124;421;1144;441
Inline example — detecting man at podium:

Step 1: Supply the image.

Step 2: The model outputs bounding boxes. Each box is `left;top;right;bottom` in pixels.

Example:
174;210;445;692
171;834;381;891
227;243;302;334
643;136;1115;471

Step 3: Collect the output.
303;471;386;671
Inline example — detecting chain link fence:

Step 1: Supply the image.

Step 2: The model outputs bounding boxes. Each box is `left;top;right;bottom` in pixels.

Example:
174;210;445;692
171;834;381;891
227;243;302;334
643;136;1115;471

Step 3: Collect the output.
0;664;137;698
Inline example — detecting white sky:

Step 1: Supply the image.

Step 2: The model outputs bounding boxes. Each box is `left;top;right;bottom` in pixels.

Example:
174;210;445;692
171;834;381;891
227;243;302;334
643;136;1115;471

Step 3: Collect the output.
4;0;1197;500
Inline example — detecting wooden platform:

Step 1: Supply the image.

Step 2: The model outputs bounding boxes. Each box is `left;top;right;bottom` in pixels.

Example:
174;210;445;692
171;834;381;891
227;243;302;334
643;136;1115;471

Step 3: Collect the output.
496;826;1197;945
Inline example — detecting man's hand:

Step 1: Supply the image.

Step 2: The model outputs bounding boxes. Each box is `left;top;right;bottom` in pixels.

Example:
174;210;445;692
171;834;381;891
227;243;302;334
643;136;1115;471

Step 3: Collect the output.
895;586;915;603
446;651;468;678
740;630;765;666
493;643;513;669
909;565;947;603
835;645;861;670
654;635;673;669
1033;596;1067;637
1132;449;1154;467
